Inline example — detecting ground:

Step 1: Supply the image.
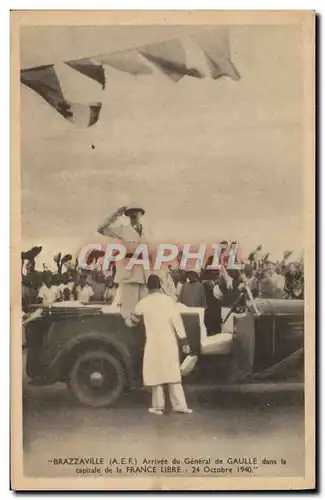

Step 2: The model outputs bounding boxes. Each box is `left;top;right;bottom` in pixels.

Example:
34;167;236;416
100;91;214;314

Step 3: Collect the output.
23;380;304;479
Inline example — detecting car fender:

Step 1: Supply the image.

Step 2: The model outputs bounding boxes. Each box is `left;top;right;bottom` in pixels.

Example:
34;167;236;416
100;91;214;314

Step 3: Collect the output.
39;331;138;387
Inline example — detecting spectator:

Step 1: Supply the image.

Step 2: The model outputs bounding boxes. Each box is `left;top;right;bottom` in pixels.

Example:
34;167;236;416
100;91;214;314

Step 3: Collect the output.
268;262;286;298
285;263;304;299
58;272;74;301
37;271;61;305
89;272;106;302
158;269;177;301
104;280;119;304
179;271;206;308
240;267;259;298
203;276;223;335
21;274;39;313
175;270;187;300
258;268;274;298
73;273;94;302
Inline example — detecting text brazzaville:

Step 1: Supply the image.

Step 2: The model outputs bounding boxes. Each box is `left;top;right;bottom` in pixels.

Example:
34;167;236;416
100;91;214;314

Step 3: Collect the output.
77;242;244;272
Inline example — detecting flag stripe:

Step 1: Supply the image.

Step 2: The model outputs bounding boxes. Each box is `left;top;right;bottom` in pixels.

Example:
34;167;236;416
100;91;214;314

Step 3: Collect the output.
62;101;102;128
205;55;241;81
89;103;102;127
65;58;106;88
193;28;240;81
99;49;152;75
139;38;195;81
21;64;64;109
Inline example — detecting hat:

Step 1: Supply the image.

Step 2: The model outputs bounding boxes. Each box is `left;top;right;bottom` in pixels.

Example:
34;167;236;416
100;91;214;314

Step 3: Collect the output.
61;254;73;264
53;252;62;264
21;246;42;261
124;203;145;216
181;355;198;376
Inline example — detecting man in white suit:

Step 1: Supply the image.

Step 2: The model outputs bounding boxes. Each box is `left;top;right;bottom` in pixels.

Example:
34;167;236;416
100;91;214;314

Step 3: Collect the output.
127;274;192;415
98;204;149;318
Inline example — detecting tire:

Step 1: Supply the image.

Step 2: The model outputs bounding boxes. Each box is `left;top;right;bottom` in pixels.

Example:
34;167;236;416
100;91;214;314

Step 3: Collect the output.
68;349;125;408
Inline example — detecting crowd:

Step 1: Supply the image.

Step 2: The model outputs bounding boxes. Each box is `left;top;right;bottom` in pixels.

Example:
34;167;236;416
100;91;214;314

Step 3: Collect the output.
21;245;304;312
21;208;304;330
20;234;304;415
21;206;304;325
21;266;117;313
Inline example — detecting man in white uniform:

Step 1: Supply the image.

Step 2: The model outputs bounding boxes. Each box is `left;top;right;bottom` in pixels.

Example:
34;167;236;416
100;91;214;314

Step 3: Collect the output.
38;272;61;305
158;268;177;301
127;274;192;415
74;273;94;302
268;262;286;298
58;273;74;301
98;204;149;318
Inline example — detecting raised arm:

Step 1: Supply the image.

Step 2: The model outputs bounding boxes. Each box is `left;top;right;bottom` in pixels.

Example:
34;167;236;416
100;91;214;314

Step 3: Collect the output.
97;206;127;237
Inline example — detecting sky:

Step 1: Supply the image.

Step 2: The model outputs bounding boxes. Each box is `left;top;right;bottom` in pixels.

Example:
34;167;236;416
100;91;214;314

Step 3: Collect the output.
20;25;303;268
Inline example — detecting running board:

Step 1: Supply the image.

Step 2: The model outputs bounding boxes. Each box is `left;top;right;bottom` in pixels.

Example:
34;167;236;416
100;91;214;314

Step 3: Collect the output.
184;382;304;393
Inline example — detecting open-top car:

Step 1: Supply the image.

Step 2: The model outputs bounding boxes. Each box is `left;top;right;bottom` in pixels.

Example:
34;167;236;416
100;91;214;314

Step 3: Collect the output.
25;297;304;408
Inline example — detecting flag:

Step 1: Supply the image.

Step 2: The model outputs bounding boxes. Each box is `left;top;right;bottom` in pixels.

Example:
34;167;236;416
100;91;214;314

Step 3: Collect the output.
283;250;293;261
140;38;202;82
99;49;152;75
65;58;106;89
21;64;64;110
193;28;240;81
21;65;102;127
262;252;270;263
59;101;102;127
21;28;240;127
53;252;62;264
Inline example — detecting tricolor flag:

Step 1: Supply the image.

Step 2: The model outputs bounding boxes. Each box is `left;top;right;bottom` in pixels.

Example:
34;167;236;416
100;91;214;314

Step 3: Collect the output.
193;27;241;80
21;64;102;128
20;28;240;128
65;58;106;89
99;49;153;75
139;38;203;82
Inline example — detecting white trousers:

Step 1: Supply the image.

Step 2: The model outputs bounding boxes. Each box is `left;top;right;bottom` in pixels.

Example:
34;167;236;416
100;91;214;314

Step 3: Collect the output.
152;383;188;411
119;283;147;319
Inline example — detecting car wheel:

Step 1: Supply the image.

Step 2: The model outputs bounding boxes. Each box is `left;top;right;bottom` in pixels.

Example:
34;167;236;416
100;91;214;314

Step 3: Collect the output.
68;350;125;408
